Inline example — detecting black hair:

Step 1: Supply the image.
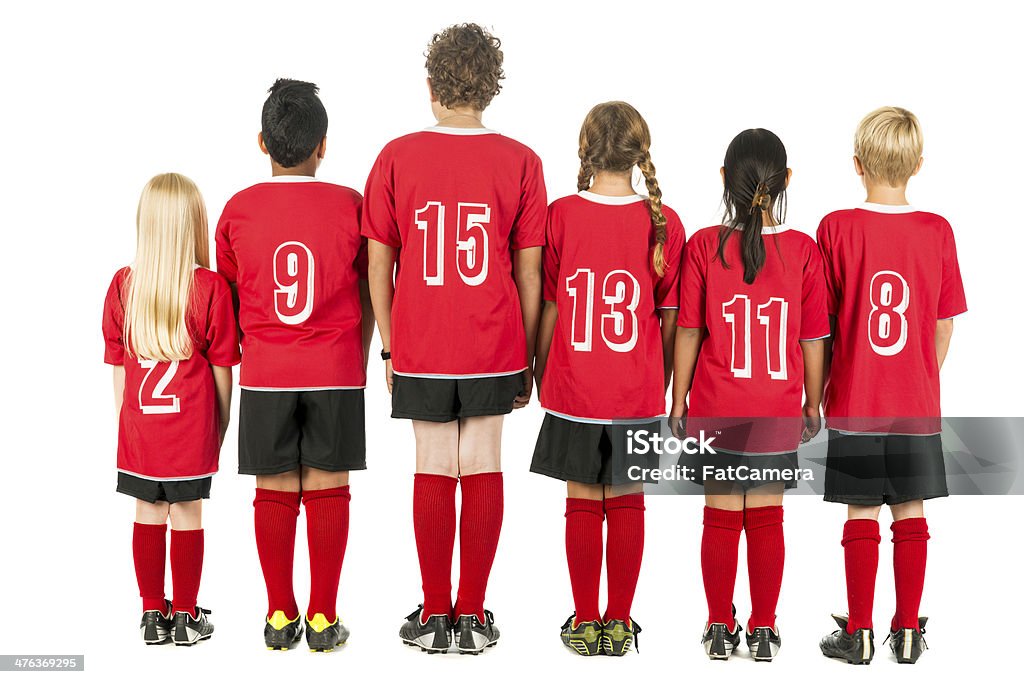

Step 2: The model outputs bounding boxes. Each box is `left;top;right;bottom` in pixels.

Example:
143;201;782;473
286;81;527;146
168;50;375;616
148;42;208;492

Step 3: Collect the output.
717;129;788;284
260;79;328;168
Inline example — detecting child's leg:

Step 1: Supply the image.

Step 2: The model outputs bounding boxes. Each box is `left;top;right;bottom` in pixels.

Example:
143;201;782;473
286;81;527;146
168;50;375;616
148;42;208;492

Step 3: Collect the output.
413;420;460;618
844;505;882;633
454;415;503;622
889;499;928;631
134;500;169;613
603;483;644;622
255;471;302;620
743;484;785;630
702;484;744;626
300;467;351;623
565;482;604;624
169;500;203;618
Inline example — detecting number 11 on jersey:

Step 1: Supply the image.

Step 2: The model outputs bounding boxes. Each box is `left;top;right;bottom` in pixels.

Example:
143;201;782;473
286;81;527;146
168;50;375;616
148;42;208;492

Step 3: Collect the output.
723;294;789;380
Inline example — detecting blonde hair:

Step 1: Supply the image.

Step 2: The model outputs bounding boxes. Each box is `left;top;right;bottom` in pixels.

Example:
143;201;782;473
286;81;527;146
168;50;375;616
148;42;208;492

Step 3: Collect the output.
854;106;923;186
123;173;209;362
577;101;669;277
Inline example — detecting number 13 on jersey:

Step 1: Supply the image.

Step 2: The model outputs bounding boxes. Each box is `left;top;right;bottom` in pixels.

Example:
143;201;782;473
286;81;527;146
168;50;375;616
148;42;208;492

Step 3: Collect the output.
416;201;491;286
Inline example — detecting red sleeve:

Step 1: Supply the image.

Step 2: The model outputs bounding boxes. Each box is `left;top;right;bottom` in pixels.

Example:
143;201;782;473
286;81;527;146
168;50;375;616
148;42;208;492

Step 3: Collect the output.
205;278;241;367
816;219;840;316
360;150;401;248
678;233;707;328
102;271;126;365
215;203;238;286
937;222;967;319
511;152;547;250
800;242;832;340
542;204;561;302
655;210;686;309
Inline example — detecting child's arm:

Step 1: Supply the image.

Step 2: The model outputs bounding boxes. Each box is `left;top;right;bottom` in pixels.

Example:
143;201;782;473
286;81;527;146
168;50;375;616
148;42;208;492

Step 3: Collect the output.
670;327;703;436
513;246;543;408
533;300;558;391
659;309;679;391
800;339;825;442
366;240;397;393
935;318;954;369
822;315;836;384
359;279;375;374
112;365;125;418
212;365;233;446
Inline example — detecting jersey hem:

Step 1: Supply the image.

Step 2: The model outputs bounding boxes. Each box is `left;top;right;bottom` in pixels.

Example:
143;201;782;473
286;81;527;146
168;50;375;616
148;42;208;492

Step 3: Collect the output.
544;408;665;425
239;385;366;392
391;368;526;379
117;469;217;482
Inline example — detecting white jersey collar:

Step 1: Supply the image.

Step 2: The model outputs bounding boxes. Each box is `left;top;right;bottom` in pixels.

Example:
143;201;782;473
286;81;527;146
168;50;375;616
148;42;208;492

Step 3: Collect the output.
265;175;319;183
577;190;647;206
859;202;917;214
424;126;499;136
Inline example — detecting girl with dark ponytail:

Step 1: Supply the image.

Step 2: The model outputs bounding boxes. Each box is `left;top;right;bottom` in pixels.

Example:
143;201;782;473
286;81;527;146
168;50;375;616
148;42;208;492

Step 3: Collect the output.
532;101;686;656
671;129;830;662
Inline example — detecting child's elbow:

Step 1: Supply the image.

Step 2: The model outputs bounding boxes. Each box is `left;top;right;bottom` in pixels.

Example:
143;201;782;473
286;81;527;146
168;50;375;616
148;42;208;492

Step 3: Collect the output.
936;318;954;339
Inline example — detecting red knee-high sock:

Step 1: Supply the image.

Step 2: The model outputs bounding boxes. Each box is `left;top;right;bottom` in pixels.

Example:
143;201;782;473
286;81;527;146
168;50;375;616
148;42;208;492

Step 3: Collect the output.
702;506;743;625
455;472;503;622
744;505;784;630
133;522;167;613
843;519;881;633
254;488;301;619
303;486;351;623
565;498;604;624
604;494;645;623
414;474;458;618
170;529;204;618
891;517;929;631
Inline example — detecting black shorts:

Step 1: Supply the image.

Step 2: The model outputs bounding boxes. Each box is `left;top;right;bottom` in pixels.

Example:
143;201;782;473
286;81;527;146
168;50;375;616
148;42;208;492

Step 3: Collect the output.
680;450;801;492
117;472;212;504
824;430;948;506
238;389;366;475
391;372;525;423
530;413;661;486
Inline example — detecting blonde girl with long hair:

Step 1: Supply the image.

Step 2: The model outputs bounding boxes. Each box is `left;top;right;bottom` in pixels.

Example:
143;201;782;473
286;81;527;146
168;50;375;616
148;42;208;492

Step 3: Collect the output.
531;102;685;656
102;173;240;646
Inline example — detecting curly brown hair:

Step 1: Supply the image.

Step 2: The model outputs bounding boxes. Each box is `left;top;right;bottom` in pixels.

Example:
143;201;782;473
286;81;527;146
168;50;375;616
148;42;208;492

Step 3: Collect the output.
425;23;504;111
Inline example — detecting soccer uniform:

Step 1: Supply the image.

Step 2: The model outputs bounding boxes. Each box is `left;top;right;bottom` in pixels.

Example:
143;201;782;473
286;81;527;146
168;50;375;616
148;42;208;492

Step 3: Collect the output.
679;224;830;486
530;191;685;484
817;204;966;505
102;266;241;502
215;176;368;474
361;127;547;421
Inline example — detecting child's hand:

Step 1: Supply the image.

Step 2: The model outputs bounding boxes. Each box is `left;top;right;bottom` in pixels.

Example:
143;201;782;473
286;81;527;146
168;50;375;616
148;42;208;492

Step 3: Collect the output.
513;368;533;409
801;404;822;443
670;403;687;439
385;359;394;394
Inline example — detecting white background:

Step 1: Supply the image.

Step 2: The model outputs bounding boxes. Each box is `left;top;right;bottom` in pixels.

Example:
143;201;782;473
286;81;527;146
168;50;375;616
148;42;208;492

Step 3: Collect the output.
1;0;1022;681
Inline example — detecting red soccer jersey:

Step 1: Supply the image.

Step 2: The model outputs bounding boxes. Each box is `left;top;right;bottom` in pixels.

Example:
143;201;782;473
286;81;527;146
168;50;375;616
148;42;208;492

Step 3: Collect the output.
102;267;241;480
817;204;967;434
680;225;831;454
216;177;367;390
539;192;685;422
361;127;547;377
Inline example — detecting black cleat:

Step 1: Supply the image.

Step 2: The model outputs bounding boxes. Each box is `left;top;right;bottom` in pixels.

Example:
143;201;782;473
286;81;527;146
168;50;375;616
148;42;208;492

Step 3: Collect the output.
820;614;874;664
264;610;303;651
886;617;928;664
305;612;349;653
702;621;742;660
140;600;173;645
400;605;452;653
746;625;782;661
560;613;602;656
172;607;214;646
454;610;500;654
602;618;641;656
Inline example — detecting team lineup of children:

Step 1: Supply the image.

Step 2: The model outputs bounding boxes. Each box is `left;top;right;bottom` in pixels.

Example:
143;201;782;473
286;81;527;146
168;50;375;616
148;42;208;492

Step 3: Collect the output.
102;23;966;663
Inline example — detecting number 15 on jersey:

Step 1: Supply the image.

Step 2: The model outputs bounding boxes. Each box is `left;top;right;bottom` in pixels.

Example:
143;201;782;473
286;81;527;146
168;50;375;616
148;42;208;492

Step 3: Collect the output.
416;201;491;287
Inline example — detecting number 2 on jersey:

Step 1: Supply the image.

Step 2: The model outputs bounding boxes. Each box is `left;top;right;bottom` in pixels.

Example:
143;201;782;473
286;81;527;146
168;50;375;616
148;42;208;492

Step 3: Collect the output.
722;295;789;380
139;359;181;414
566;268;641;353
416;201;491;286
274;241;315;325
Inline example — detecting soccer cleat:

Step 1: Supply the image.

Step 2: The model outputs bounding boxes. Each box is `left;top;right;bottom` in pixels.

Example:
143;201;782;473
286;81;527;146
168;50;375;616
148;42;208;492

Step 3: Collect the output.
172;607;214;646
454;610;500;654
559;613;602;656
264;610;303;651
399;605;452;653
305;612;349;653
746;625;782;661
140;600;173;645
820;614;874;664
602;618;641;656
885;617;928;664
702;621;742;660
